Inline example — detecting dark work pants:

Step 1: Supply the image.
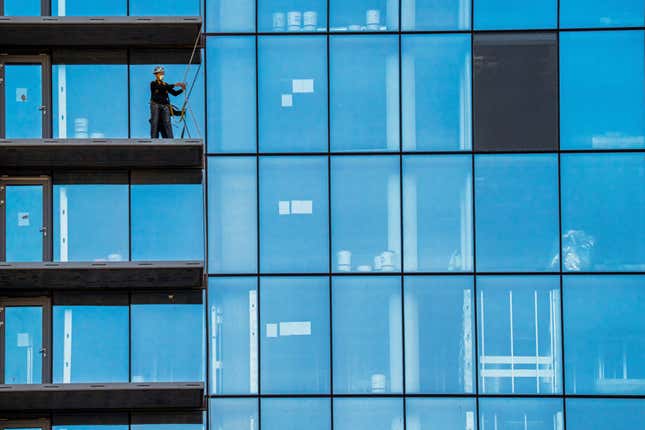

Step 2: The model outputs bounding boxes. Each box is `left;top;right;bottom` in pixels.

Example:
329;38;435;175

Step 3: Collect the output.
150;102;174;139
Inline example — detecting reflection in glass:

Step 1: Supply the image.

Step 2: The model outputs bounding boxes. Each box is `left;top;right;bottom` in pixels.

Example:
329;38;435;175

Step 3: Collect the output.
129;0;201;15
331;156;400;273
475;155;560;272
207;0;255;32
479;398;563;430
131;303;204;382
208;157;257;273
330;0;398;31
259;36;327;152
53;306;129;383
405;276;475;394
403;155;472;272
401;0;470;30
210;398;258;430
260;157;328;273
53;64;128;138
206;37;256;153
478;276;562;394
6;185;43;262
564;276;645;395
261;277;330;394
209;278;258;394
259;0;327;32
54;184;129;262
474;0;557;29
334;398;403;430
130;61;204;139
132;424;203;430
54;426;127;430
131;183;204;261
402;35;472;151
561;154;645;271
566;399;645;430
262;398;330;430
53;0;126;15
4;0;40;15
5;64;42;138
406;398;476;430
4;307;42;384
560;31;645;150
333;277;402;394
330;36;399;152
560;0;645;28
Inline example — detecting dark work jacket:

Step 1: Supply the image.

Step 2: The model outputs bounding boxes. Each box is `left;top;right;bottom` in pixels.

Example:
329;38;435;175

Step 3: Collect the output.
150;80;184;105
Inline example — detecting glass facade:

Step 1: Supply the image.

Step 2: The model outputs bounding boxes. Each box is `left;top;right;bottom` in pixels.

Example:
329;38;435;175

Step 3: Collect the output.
2;0;645;429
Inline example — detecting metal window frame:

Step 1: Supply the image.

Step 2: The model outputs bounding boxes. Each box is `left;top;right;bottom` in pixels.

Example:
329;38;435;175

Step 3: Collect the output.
0;419;50;430
0;296;52;385
0;176;52;262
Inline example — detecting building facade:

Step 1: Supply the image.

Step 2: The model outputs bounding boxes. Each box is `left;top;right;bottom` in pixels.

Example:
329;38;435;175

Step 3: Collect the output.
1;0;645;429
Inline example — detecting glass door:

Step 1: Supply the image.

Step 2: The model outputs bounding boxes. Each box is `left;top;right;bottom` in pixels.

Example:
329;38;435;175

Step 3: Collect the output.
0;56;50;138
0;298;51;385
0;177;52;262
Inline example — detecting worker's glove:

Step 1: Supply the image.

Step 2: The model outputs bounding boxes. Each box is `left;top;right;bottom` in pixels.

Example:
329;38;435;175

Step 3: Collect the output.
175;82;187;90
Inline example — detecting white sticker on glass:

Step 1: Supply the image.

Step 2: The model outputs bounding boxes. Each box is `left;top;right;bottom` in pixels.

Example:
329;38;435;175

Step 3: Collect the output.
281;94;293;108
18;212;30;227
291;200;313;215
278;200;291;215
266;323;278;338
16;88;28;103
292;79;314;94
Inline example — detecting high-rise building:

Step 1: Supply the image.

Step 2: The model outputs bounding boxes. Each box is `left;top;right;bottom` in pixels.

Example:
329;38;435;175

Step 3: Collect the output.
1;1;644;429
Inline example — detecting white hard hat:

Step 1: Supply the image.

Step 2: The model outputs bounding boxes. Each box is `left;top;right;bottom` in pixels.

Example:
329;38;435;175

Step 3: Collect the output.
153;65;165;75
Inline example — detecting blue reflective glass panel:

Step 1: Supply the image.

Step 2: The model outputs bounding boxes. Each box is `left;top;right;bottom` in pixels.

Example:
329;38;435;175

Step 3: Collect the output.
6;185;43;262
54;425;127;430
405;276;475;394
479;398;563;430
260;157;328;273
208;157;257;274
560;0;644;28
4;0;40;15
53;64;128;138
334;398;403;430
262;398;330;430
210;398;259;430
402;0;470;30
5;64;42;138
333;277;402;394
567;399;645;430
209;278;258;394
132;424;203;430
407;398;477;429
53;184;129;262
564;275;645;395
330;0;398;31
475;154;559;272
561;154;645;272
207;0;255;32
331;156;400;273
560;31;645;150
474;0;556;29
478;276;562;394
261;277;330;393
129;0;201;15
53;0;126;15
403;155;473;272
53;306;129;383
330;36;399;152
131;303;204;382
402;35;471;151
130;61;204;139
4;306;42;384
207;37;256;153
259;0;326;32
131;183;204;261
259;36;327;152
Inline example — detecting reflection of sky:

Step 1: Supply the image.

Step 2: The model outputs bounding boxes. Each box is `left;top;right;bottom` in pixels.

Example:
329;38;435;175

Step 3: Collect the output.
5;65;42;138
129;0;201;16
130;62;204;139
5;307;43;384
53;0;127;15
6;185;42;262
4;0;40;15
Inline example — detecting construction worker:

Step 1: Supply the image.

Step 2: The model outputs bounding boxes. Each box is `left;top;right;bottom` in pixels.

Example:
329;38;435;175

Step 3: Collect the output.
150;66;187;139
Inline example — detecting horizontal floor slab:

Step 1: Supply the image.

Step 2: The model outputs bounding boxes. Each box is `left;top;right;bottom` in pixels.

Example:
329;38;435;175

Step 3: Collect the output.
0;16;201;48
0;261;205;290
0;139;203;169
0;382;204;411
